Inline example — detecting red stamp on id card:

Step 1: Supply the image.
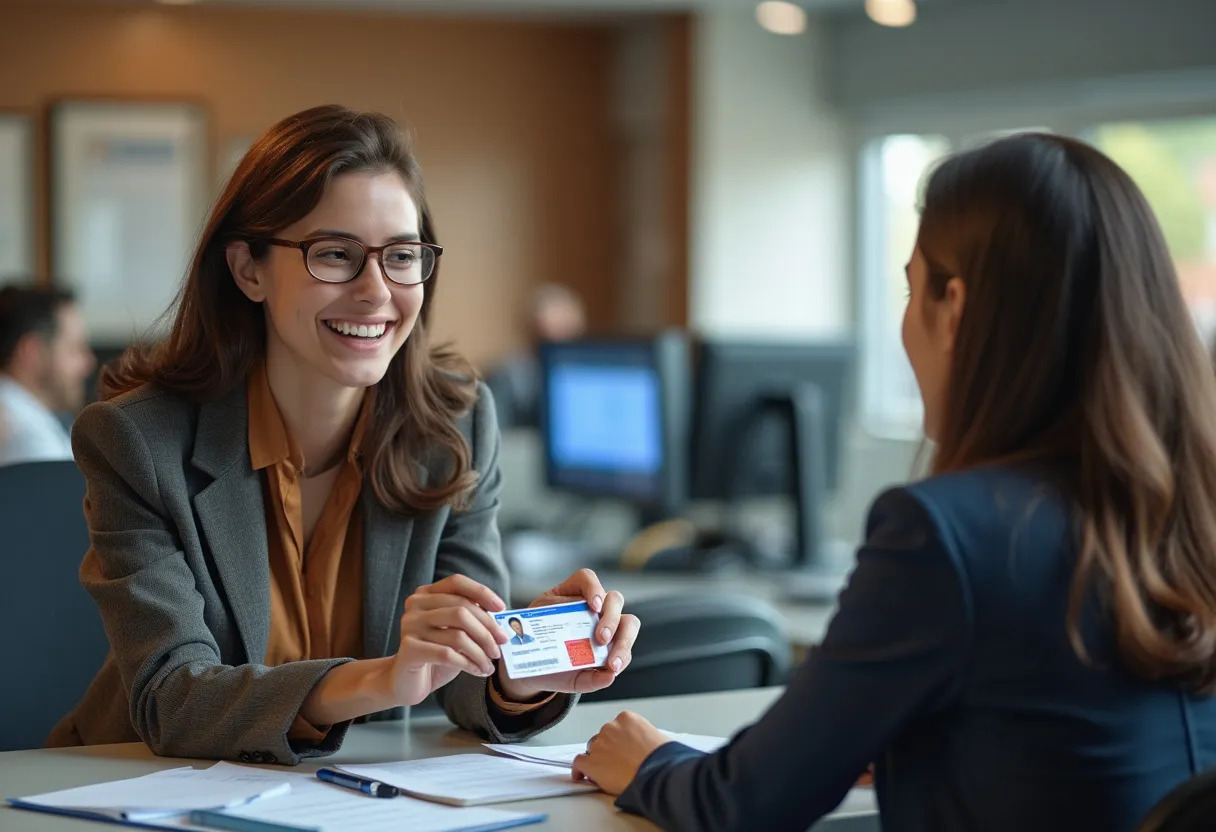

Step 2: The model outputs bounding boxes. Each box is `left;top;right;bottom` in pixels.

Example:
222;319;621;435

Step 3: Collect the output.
565;638;595;666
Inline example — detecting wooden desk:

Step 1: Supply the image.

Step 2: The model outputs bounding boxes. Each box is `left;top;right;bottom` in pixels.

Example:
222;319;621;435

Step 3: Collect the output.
511;571;838;650
0;689;876;831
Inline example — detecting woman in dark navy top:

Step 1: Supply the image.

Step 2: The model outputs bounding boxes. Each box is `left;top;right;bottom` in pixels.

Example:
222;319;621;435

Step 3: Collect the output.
572;133;1216;832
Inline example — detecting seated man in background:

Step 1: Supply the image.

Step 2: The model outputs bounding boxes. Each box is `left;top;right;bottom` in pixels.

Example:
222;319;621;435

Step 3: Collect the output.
0;285;95;466
486;283;586;429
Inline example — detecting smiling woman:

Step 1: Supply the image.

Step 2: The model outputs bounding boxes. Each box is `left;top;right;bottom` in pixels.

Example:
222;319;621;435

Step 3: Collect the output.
46;105;640;765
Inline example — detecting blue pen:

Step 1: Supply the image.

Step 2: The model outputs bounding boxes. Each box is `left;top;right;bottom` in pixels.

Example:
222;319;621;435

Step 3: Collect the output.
315;767;399;798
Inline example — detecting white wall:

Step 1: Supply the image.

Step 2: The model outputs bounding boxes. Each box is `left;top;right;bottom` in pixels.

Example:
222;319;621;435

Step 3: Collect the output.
612;20;671;331
688;8;850;340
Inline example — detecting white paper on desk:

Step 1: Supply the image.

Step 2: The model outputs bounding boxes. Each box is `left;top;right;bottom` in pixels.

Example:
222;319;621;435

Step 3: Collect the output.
9;762;290;821
484;731;727;768
339;754;599;806
197;767;546;832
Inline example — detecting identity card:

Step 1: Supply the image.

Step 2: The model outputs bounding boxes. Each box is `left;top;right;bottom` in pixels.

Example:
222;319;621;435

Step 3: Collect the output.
494;600;610;680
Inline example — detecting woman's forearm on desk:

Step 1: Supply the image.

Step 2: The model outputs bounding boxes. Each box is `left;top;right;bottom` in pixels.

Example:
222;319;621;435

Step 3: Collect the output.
299;658;401;726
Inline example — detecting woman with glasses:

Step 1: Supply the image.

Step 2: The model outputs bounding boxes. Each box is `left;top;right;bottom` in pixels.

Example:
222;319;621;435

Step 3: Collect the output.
47;105;639;764
574;133;1216;831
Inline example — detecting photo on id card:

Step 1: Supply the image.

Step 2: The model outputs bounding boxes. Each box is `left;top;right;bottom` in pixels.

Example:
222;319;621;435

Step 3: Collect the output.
494;601;610;679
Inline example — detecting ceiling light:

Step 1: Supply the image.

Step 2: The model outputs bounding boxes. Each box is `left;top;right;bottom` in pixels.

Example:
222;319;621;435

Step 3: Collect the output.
865;0;917;28
155;0;201;5
756;1;807;36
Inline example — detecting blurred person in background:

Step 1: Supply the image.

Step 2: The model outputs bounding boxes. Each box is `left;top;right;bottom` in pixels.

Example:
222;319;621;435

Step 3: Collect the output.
486;282;586;429
0;285;95;467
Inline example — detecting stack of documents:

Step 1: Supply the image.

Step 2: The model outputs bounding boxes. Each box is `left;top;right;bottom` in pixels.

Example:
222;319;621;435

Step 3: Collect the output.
7;731;730;829
6;762;548;832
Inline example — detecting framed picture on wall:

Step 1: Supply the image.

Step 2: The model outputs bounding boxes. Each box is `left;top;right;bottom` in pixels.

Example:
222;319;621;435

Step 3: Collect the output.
50;99;209;341
0;112;35;279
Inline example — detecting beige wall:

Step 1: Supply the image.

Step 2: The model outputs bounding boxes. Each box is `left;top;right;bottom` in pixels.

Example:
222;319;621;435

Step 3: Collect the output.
609;16;689;332
0;1;622;366
663;16;690;329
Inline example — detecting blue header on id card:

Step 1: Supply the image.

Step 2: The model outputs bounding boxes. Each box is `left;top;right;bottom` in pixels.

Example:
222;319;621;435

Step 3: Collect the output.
495;601;589;622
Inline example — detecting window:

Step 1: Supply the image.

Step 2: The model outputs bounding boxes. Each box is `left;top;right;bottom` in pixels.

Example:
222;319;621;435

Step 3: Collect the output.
1088;117;1216;348
858;133;950;437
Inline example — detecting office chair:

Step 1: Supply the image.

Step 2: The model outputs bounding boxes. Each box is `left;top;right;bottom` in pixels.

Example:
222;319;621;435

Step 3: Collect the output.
0;460;109;751
1135;766;1216;832
580;593;791;702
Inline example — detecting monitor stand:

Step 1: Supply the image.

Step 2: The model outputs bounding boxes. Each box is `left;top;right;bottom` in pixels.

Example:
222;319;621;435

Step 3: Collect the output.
748;384;850;602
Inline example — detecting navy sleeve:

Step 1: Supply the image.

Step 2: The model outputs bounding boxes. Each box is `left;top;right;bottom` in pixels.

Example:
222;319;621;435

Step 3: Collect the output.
614;487;974;832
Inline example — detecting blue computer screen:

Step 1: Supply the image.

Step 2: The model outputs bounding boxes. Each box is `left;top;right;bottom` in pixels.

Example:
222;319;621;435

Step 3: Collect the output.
548;363;662;476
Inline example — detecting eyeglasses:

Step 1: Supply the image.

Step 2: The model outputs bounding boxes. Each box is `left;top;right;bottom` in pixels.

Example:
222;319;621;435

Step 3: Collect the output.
266;236;443;285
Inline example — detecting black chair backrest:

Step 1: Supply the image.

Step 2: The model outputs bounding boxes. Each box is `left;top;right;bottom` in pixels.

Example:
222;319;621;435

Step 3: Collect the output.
580;592;791;703
0;460;108;751
1136;767;1216;832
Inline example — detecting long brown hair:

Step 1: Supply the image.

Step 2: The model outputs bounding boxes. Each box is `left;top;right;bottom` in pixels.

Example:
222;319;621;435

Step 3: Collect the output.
103;105;478;513
917;132;1216;692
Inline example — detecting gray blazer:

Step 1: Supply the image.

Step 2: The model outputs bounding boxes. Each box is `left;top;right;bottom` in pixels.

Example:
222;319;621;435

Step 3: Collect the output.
46;381;574;764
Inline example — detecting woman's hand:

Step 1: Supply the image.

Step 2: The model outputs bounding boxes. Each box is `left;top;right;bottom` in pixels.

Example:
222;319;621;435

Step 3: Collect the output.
387;574;510;706
571;711;669;795
299;575;508;726
495;569;640;702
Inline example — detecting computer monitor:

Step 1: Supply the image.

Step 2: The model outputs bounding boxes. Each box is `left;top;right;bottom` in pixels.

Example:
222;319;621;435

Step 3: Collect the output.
538;332;690;519
690;339;855;570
